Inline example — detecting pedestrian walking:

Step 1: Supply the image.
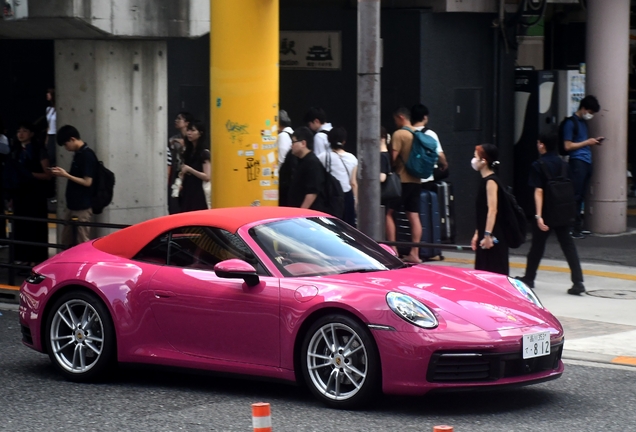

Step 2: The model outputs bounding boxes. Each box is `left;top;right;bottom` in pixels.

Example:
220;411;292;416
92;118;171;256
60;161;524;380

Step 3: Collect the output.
385;106;422;263
287;126;326;211
179;121;211;212
471;143;509;276
168;111;194;214
318;127;358;226
51;125;98;247
10;121;51;267
304;107;332;158
516;131;585;295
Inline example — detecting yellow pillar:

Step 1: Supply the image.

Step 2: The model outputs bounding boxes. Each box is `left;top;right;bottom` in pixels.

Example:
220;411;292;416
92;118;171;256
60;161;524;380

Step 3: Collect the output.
210;0;280;208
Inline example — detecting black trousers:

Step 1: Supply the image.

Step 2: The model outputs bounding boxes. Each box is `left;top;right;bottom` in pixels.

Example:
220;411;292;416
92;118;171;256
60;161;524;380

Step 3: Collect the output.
524;222;583;285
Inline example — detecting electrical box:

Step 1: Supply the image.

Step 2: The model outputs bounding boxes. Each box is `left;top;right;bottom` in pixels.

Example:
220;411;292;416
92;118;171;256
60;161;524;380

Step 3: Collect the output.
3;0;28;20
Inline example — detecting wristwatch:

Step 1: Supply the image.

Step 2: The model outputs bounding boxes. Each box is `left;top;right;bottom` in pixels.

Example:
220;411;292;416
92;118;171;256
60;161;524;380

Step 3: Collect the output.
484;231;492;237
535;215;541;220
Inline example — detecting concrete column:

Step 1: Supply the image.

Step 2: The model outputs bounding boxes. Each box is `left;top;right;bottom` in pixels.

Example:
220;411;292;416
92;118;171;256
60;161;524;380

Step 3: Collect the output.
55;40;168;230
586;0;630;234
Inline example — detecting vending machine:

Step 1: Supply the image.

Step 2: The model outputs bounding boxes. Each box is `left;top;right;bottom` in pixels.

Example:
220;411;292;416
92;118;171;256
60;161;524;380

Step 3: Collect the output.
514;69;558;218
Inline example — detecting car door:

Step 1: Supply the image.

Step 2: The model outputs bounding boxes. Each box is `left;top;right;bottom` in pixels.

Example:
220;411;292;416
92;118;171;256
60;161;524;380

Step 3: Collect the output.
145;226;280;367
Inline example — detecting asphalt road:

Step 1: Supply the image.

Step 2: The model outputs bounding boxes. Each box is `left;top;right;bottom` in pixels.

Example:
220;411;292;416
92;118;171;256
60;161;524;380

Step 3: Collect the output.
1;309;635;432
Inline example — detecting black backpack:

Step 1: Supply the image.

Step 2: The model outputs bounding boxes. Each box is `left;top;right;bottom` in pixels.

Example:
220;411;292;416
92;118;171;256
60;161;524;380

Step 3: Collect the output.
320;151;344;218
89;149;115;215
491;177;526;249
539;160;576;227
278;149;298;207
557;115;580;156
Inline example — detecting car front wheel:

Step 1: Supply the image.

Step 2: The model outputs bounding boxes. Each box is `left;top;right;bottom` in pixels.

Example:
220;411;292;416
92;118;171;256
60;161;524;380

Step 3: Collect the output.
45;290;115;381
301;314;380;409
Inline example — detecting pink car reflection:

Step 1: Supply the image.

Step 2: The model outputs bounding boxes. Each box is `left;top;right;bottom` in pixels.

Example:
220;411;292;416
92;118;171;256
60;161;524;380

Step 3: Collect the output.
19;207;563;409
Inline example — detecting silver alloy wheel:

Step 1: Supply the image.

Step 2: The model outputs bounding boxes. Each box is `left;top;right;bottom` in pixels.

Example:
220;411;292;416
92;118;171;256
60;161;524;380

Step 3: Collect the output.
49;299;105;374
306;322;369;401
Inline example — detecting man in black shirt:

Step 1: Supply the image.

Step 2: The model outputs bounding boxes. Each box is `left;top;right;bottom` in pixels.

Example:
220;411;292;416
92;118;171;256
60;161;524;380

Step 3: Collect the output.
516;131;585;296
287;126;326;211
51;125;98;246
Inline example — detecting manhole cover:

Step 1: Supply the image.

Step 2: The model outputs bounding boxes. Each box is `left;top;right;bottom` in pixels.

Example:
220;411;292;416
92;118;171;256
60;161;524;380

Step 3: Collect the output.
586;290;636;300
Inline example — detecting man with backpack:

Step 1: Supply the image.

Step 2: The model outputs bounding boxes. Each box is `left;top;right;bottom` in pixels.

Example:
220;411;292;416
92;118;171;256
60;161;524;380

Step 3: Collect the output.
51;125;99;246
410;104;448;188
304;107;332;158
516;131;585;296
561;95;603;239
385;106;425;263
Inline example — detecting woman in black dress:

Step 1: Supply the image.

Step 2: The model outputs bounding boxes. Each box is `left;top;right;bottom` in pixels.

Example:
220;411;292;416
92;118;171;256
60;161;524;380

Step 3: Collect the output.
179;121;210;212
471;144;509;275
10;121;51;266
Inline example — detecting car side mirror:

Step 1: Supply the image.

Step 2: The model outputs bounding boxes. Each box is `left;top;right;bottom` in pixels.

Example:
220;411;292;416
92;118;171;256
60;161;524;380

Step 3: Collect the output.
214;259;260;287
379;243;398;257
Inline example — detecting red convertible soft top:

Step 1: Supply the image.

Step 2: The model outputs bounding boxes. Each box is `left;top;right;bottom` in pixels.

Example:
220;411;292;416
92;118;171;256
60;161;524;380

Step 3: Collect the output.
93;207;326;259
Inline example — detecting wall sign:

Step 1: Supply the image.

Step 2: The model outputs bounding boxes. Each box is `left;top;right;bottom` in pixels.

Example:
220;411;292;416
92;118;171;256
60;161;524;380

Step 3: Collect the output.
280;31;341;70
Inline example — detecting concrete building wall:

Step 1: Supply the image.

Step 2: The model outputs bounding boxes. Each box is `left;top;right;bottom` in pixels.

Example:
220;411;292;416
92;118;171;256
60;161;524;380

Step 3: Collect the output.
55;40;168;228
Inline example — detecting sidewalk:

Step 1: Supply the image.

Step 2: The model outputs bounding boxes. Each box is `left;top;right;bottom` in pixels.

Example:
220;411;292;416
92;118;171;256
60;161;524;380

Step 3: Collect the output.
428;250;636;367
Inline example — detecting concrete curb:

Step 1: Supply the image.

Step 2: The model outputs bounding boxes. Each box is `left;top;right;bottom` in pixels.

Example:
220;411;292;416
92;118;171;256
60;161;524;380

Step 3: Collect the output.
563;350;636;368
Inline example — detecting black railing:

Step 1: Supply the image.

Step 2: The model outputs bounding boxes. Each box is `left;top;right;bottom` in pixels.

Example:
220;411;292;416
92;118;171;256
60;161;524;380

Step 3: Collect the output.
0;214;130;286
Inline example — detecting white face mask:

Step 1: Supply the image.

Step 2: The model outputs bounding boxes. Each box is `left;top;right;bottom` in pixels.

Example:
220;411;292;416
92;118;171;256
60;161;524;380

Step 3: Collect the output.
471;157;482;171
583;112;594;121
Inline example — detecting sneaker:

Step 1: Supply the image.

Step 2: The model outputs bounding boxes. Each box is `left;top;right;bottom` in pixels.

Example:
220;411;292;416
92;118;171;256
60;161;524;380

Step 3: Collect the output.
567;283;586;296
514;276;534;289
570;230;585;239
580;229;592;235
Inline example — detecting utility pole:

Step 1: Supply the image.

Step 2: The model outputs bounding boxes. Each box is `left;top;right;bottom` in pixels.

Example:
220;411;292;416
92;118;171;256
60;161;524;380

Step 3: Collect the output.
357;0;382;240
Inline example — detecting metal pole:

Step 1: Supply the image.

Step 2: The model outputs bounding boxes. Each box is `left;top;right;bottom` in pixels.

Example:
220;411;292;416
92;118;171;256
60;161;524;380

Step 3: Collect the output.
357;0;382;240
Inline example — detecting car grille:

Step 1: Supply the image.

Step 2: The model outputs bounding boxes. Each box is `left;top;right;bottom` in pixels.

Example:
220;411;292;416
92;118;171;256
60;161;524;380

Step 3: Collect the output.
21;325;33;345
427;342;563;383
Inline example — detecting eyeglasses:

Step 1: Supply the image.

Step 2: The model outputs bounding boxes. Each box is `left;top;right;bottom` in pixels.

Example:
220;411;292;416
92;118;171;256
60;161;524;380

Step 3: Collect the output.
292;139;303;144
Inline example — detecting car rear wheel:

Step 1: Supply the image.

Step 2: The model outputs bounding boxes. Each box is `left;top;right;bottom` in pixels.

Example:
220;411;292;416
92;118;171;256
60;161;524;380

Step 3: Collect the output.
301;314;380;409
45;290;115;381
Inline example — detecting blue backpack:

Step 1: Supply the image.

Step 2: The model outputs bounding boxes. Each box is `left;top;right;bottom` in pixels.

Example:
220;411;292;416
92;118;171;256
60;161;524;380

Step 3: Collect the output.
401;127;439;179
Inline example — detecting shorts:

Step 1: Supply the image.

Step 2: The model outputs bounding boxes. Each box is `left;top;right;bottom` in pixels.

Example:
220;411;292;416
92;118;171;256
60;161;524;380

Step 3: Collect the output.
390;182;421;214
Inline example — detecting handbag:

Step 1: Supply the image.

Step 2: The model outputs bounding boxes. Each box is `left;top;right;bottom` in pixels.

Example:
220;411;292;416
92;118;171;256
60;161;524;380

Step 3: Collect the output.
381;171;401;201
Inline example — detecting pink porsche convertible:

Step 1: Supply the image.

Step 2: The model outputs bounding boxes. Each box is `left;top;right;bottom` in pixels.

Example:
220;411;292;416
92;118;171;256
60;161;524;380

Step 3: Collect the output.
19;207;563;408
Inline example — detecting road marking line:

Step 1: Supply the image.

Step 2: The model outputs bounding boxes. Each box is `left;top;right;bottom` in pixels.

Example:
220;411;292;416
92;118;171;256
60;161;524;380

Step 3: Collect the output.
611;356;636;366
0;284;19;291
442;258;636;282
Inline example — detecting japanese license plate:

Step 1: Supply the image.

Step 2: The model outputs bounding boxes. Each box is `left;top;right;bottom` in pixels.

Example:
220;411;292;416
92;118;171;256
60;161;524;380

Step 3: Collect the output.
522;331;551;359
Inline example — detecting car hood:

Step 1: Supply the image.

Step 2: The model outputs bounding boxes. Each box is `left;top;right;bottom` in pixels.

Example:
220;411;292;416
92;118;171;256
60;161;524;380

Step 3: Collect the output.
319;264;554;332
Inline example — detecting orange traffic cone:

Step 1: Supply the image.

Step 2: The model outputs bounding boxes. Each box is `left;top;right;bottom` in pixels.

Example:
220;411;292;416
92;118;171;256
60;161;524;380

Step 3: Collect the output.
433;426;454;432
252;402;272;432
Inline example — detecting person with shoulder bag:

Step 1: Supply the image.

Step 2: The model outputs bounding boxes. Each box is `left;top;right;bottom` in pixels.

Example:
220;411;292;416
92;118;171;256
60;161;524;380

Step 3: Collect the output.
515;131;585;296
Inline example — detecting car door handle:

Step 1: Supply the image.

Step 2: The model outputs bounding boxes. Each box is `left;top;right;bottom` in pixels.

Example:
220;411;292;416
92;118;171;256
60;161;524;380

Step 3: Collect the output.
154;290;176;298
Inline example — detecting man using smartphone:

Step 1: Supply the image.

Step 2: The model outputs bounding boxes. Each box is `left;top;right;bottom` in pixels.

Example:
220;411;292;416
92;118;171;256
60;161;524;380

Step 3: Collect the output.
563;95;602;239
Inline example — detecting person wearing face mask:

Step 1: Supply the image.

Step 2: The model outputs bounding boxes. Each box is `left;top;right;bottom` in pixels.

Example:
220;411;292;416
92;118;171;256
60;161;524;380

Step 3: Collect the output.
471;144;509;276
562;95;602;239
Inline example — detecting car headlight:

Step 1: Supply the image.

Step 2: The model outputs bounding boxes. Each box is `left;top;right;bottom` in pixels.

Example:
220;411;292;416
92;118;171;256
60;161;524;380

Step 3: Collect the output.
386;292;438;329
508;277;543;308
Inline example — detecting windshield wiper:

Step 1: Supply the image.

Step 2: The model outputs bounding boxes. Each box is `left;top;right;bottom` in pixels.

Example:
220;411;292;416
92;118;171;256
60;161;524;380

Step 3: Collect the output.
338;268;385;275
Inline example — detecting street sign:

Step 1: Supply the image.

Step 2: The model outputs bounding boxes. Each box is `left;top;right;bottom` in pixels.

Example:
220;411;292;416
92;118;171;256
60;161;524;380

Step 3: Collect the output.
280;31;341;71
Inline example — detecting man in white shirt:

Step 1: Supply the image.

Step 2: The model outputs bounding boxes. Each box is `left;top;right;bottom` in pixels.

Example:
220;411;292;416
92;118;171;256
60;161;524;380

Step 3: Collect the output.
277;110;294;165
304;107;332;158
410;104;448;186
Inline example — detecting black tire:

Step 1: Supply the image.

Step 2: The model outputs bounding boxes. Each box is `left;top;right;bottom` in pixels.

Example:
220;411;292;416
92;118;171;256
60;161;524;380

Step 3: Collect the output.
300;314;381;409
45;290;116;382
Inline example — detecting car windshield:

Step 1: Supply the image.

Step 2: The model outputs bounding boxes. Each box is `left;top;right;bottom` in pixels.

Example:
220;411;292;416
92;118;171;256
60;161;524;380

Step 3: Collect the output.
250;216;405;277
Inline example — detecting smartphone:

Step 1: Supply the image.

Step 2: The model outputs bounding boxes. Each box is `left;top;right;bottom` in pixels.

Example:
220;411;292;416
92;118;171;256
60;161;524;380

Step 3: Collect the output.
597;137;605;145
46;167;53;170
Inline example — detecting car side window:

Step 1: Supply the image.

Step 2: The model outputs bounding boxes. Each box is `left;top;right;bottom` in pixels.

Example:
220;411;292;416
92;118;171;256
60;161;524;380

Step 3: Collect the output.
133;232;170;265
167;226;265;274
